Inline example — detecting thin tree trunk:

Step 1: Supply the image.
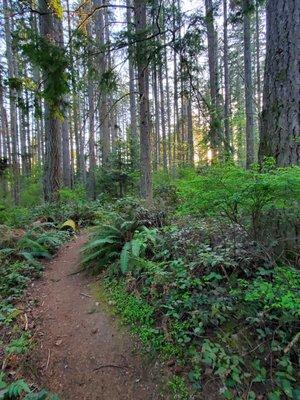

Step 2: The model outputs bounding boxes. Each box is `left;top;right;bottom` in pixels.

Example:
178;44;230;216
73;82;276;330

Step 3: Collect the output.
87;21;96;199
223;0;231;155
158;63;168;170
152;66;160;169
57;20;71;188
134;0;153;202
187;87;194;166
243;0;255;168
3;0;20;203
255;0;262;116
164;42;172;168
205;0;222;160
94;0;110;165
126;0;139;169
66;0;80;184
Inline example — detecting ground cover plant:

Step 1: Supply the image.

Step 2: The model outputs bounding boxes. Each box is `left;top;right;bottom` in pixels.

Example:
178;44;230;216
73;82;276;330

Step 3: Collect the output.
83;164;300;399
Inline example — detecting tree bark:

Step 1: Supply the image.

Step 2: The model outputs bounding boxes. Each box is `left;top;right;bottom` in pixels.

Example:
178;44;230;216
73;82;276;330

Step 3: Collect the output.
94;0;110;166
87;21;96;199
3;0;20;203
187;87;194;166
243;0;255;168
39;0;62;201
152;66;160;169
58;20;71;188
134;0;153;203
259;0;300;166
126;0;139;169
205;0;222;159
158;63;167;170
223;0;231;155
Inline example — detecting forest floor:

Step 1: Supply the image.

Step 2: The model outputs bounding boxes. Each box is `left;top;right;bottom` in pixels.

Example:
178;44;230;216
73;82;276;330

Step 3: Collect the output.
24;233;167;400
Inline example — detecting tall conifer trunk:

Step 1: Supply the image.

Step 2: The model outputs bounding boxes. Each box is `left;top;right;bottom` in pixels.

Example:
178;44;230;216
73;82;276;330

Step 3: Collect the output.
39;0;62;201
259;0;300;166
243;0;255;168
134;0;153;202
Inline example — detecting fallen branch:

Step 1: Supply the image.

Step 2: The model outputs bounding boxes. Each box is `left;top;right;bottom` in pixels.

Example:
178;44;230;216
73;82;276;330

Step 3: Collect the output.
80;293;92;298
66;267;85;276
24;313;28;331
284;332;300;354
93;364;128;371
45;349;51;370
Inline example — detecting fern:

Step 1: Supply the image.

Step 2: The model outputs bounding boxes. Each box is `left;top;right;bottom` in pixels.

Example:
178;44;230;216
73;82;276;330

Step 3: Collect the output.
82;214;158;275
120;242;131;274
0;379;30;399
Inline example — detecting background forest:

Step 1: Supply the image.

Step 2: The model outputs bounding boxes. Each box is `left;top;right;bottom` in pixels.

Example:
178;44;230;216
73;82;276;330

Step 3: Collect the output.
0;0;299;399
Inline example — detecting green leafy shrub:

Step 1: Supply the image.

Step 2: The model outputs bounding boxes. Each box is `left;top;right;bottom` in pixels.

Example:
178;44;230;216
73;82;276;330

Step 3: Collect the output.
95;206;300;399
176;163;300;262
59;186;87;202
0;207;31;228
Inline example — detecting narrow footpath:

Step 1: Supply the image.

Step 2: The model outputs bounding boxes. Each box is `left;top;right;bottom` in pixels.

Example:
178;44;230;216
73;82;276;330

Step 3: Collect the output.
26;234;166;400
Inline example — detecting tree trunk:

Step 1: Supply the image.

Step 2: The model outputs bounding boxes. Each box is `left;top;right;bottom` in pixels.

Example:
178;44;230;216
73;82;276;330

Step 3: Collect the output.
243;0;255;168
87;21;96;199
94;0;110;165
255;0;262;116
223;0;231;155
164;40;172;167
259;0;300;166
66;0;79;185
187;87;194;166
3;0;20;203
205;0;222;159
134;0;153;203
158;63;168;170
152;66;160;169
39;0;62;201
126;0;139;169
57;20;71;188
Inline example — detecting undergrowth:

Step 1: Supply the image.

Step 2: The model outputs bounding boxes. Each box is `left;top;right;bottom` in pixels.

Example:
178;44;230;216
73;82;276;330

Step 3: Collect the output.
83;163;300;400
0;206;77;399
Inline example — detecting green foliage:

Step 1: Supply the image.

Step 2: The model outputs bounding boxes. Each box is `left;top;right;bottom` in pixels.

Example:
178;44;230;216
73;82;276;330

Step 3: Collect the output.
177;163;300;218
59;186;87;202
0;228;70;278
176;163;300;259
19;166;43;207
82;212;157;275
20;28;69;117
0;373;59;400
232;265;300;319
167;376;190;400
0;206;31;228
5;333;31;355
0;375;30;400
95;198;300;399
95;141;138;198
103;279;175;356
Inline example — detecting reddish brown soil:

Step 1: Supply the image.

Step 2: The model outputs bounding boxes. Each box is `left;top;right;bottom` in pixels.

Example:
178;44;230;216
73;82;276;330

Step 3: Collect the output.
26;234;167;400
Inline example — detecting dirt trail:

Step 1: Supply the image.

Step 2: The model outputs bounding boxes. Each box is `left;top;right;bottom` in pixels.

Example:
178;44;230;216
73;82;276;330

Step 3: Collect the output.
26;234;166;400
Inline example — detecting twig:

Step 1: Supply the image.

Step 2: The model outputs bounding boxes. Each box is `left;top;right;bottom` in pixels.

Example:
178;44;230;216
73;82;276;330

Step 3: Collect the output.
66;267;85;276
24;313;28;331
284;332;300;354
45;349;51;370
93;364;128;371
80;293;92;298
